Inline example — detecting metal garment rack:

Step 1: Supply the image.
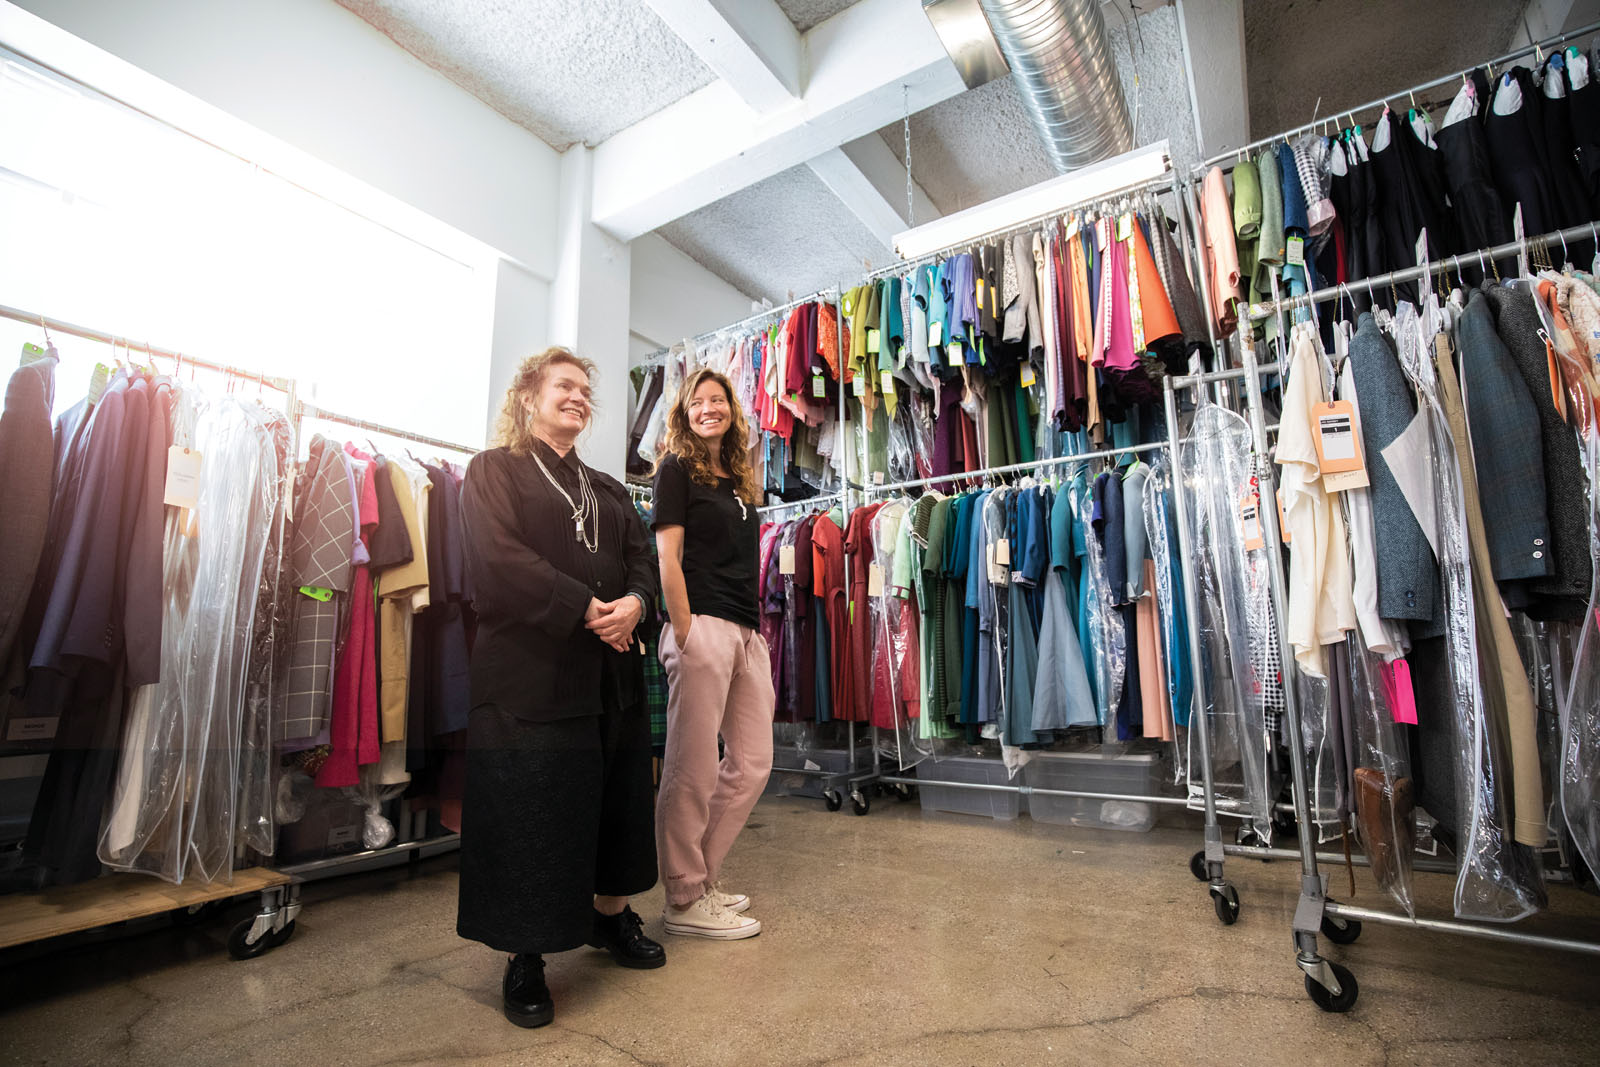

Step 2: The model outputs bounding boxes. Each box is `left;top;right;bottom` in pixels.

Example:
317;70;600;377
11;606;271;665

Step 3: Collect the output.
1175;83;1600;1006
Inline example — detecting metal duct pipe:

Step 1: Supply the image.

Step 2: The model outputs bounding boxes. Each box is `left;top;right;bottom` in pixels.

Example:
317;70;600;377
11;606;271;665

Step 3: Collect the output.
975;0;1133;171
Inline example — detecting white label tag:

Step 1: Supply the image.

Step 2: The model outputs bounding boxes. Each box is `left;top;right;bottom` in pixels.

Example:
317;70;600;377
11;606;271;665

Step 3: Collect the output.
1317;412;1356;461
812;375;826;398
5;717;59;742
996;538;1011;566
852;376;867;397
327;824;360;848
1020;364;1037;388
872;471;885;485
164;447;203;508
1286;235;1306;267
779;545;796;575
868;563;885;598
929;321;944;347
881;374;896;398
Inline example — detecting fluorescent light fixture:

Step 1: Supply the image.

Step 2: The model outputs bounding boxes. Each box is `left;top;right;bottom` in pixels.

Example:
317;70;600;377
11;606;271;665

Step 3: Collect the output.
892;140;1171;260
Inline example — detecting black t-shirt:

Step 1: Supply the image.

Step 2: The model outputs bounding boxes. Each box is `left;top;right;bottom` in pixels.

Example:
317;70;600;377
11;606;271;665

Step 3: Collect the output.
651;452;760;630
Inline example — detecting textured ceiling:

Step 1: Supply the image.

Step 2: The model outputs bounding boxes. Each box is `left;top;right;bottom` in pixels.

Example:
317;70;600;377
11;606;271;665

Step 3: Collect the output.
1244;0;1525;138
656;164;895;304
334;0;715;149
870;2;1197;216
774;0;861;33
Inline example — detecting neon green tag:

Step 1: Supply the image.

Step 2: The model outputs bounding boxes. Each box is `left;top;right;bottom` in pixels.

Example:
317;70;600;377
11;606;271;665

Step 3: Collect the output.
298;585;334;602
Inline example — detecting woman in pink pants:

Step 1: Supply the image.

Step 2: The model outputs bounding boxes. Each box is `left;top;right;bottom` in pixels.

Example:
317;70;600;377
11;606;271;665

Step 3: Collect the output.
651;369;773;940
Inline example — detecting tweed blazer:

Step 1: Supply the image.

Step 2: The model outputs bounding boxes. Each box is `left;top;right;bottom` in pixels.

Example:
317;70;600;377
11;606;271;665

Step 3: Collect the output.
1345;313;1436;623
1481;284;1593;616
1456;291;1554;588
0;353;57;667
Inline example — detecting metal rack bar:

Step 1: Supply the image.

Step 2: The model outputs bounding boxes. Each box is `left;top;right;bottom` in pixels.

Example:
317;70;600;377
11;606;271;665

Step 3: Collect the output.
639;286;844;366
875;773;1190;807
1242;221;1600;322
298;401;480;455
1323;902;1600;957
276;834;461;879
0;302;294;392
862;440;1167;497
1198;17;1600;171
854;170;1177;286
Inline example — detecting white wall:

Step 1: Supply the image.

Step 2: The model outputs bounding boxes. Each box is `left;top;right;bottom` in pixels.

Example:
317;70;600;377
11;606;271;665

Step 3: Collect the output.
629;233;756;353
9;0;561;276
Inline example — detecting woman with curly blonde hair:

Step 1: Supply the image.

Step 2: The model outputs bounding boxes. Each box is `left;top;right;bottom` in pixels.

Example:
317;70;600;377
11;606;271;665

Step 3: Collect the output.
651;368;773;940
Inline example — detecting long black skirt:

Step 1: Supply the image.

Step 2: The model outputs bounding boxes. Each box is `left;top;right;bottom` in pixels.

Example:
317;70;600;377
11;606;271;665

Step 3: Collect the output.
456;700;658;954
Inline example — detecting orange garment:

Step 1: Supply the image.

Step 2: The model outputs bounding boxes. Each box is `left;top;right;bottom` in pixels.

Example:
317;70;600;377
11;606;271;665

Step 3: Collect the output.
1132;223;1181;347
1202;165;1242;337
818;302;851;383
1067;232;1093;366
1538;279;1600;432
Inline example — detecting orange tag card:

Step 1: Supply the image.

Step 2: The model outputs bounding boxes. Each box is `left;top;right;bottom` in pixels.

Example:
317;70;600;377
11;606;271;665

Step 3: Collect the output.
1277;489;1292;545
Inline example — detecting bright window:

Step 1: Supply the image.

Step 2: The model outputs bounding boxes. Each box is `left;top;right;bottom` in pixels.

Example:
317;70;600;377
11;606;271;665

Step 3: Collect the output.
0;48;495;449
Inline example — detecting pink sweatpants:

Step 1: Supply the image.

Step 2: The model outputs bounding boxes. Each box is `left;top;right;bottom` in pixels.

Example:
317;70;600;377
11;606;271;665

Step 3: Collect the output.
657;614;775;907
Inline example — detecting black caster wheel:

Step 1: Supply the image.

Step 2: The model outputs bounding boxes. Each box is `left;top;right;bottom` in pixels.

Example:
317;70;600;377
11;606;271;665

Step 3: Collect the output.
1273;809;1298;838
1189;851;1208;882
270;919;297;948
823;789;843;812
170;900;223;928
1211;884;1240;925
227;917;275;960
851;792;870;816
1305;962;1359;1013
1320;913;1362;945
893;783;915;802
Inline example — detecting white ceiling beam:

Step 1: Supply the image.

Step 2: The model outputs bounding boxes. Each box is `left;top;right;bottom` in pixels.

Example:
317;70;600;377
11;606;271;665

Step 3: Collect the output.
641;0;803;112
1174;0;1249;159
805;148;906;250
839;134;941;229
593;0;965;242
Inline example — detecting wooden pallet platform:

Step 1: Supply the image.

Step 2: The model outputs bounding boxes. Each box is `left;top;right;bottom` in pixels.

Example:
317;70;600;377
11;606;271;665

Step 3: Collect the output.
0;867;289;950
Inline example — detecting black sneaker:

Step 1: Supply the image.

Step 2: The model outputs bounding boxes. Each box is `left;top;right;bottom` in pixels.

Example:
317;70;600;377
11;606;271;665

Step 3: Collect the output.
586;906;667;969
502;953;554;1028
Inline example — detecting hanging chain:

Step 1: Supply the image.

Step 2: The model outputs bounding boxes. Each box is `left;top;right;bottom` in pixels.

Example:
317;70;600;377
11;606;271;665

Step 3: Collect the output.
903;83;914;228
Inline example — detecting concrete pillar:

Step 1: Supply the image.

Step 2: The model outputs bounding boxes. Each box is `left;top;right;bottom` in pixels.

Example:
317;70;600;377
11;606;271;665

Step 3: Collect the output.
550;144;633;478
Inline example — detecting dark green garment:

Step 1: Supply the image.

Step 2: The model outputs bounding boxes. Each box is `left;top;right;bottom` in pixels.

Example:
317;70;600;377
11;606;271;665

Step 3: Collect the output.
1013;380;1035;465
1254;147;1286;297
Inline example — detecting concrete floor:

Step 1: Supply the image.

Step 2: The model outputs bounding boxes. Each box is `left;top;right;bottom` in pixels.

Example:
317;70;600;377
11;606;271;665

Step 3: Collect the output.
3;796;1600;1066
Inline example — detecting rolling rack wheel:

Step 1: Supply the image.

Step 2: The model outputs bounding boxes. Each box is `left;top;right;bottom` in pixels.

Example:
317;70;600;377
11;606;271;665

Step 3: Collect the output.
850;789;870;816
1304;961;1359;1013
1320;912;1362;945
270;919;298;948
1210;883;1240;925
227;917;276;960
893;783;915;802
823;788;844;812
1189;850;1208;883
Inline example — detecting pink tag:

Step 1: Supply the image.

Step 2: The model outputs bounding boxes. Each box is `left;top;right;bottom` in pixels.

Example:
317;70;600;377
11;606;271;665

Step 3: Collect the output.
1383;659;1418;726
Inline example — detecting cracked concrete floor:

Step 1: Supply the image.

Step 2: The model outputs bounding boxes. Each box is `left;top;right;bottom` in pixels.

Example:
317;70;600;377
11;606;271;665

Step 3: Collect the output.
3;797;1600;1066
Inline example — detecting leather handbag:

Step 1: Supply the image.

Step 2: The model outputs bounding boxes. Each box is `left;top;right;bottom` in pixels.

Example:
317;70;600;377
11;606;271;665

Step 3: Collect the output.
1355;767;1415;888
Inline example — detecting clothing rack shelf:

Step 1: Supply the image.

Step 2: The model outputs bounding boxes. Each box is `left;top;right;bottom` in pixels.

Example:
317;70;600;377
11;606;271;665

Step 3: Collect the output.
638;286;844;367
298;401;479;456
1197;17;1600;172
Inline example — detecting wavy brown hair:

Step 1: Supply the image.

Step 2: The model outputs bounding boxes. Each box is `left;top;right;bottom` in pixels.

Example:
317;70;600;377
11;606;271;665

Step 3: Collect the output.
493;347;598;455
658;368;761;505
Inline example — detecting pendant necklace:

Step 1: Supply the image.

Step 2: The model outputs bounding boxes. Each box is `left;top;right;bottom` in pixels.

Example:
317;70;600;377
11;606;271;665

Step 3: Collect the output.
532;446;600;553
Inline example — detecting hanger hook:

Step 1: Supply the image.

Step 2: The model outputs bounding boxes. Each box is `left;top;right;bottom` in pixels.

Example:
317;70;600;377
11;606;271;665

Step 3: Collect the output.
1559;229;1569;264
1479;247;1488;276
38;313;52;346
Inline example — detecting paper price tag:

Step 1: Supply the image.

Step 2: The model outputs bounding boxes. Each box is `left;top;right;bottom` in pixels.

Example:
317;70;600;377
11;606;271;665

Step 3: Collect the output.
1277;489;1292;545
298;585;334;602
948;340;964;363
866;328;881;355
929;321;944;347
1286;235;1306;267
868;563;886;598
872;471;885;485
1312;401;1370;492
20;342;49;367
1240;492;1264;551
1020;363;1037;388
985;544;1009;585
164;446;203;508
881;374;896;398
779;545;796;575
996;538;1011;566
853;376;867;397
812;374;826;398
1117;213;1134;243
6;716;58;742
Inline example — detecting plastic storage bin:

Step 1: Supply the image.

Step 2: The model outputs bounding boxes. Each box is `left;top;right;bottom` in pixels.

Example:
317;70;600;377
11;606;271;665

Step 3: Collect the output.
1023;750;1161;832
916;756;1021;820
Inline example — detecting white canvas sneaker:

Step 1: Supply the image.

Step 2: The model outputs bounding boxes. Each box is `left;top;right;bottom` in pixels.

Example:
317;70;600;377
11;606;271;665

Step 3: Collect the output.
663;893;761;940
708;882;750;914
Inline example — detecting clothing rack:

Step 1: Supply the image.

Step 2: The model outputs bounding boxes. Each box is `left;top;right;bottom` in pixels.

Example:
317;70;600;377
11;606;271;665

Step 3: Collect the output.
637;286;844;368
1174;157;1600;1010
758;490;844;515
853;169;1178;287
1197;17;1600;172
861;440;1167;497
1244;220;1600;322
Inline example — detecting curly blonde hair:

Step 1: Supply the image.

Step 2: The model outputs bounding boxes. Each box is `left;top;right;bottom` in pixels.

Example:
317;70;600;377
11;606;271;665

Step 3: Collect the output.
659;368;761;505
493;347;598;455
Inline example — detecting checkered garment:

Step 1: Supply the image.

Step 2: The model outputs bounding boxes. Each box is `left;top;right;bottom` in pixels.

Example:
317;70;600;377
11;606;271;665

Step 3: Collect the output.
276;435;356;741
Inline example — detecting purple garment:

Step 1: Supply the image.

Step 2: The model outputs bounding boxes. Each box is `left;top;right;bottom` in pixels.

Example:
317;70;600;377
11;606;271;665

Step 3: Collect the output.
932;384;964;493
342;451;370;568
945;253;978;351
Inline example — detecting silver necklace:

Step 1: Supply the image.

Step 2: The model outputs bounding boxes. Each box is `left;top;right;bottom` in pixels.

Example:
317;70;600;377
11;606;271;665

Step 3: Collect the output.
531;445;599;553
